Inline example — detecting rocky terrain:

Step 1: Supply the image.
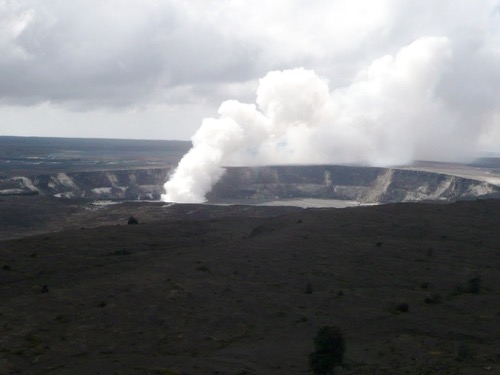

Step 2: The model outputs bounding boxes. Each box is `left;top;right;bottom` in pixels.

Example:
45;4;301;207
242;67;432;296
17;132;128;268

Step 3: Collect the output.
0;199;499;374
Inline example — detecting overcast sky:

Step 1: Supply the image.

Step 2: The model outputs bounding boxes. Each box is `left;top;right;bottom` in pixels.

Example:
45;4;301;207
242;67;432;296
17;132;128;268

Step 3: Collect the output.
1;0;500;152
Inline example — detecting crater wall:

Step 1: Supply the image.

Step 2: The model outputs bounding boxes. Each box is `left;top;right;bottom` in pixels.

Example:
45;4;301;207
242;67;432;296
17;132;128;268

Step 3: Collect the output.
1;165;499;203
209;165;500;203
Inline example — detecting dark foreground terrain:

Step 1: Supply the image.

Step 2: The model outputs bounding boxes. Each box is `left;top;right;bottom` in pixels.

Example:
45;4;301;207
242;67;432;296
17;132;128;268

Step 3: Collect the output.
1;199;499;374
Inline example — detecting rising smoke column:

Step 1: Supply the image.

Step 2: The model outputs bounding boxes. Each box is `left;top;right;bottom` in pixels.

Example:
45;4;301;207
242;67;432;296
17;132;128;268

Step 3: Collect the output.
161;117;244;203
162;36;493;203
162;68;330;202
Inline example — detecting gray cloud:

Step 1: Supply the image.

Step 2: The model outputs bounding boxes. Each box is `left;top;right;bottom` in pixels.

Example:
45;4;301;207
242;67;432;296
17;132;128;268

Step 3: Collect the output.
0;0;260;108
0;0;499;145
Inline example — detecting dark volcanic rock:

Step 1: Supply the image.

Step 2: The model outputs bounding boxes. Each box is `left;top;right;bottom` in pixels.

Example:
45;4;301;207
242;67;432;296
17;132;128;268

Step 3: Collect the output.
0;199;499;374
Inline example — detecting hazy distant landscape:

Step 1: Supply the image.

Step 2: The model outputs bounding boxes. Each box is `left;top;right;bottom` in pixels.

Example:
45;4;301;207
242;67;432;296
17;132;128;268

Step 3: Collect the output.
0;136;191;176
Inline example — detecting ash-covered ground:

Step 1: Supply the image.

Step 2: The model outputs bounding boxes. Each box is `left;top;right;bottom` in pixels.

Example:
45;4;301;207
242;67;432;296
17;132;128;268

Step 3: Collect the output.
1;200;499;374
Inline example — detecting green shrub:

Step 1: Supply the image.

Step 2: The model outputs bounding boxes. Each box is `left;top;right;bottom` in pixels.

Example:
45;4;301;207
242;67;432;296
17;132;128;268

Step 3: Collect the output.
424;293;442;304
394;302;409;313
457;343;475;361
309;326;345;375
128;216;139;225
468;275;481;294
455;269;481;294
305;282;314;294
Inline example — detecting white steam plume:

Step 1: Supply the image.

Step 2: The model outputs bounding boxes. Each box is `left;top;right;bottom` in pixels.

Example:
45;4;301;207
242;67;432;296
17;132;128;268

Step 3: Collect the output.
162;36;499;203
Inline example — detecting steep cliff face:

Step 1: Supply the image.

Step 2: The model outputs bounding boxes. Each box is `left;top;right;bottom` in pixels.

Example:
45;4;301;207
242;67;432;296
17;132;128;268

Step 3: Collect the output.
207;165;500;203
0;168;169;200
1;165;499;203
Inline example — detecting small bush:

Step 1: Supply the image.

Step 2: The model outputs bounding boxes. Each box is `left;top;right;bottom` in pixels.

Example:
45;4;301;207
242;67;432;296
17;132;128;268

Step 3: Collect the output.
456;269;482;294
54;315;70;323
457;343;475;361
295;316;308;323
394;302;409;313
128;216;139;225
420;282;432;289
305;282;314;294
309;326;345;375
424;293;442;304
110;249;131;256
468;275;481;294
